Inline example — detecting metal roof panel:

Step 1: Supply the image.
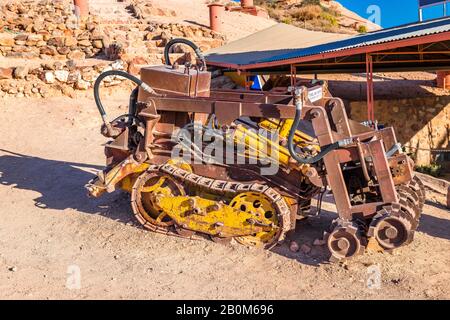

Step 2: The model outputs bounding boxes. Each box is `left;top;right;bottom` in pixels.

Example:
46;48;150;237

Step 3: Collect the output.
205;17;450;68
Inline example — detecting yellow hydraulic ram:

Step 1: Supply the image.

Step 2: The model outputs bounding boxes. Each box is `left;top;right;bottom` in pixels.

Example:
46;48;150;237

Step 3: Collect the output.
232;123;316;173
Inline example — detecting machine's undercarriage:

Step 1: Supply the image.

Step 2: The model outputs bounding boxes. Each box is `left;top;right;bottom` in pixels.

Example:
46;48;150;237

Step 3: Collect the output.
86;39;425;262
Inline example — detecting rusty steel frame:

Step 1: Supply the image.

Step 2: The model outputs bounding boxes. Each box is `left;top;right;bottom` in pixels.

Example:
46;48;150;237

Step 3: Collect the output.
366;54;375;122
136;85;404;220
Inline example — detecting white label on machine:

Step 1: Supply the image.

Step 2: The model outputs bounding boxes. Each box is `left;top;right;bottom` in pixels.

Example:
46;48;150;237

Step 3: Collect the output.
308;87;323;102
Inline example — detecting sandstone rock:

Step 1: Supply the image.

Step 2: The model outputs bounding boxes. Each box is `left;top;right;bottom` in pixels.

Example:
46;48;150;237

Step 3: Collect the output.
41;62;55;71
127;56;148;75
8;87;18;95
81;70;96;82
77;39;91;47
39;86;50;98
111;60;125;70
25;34;43;46
41;32;52;42
104;79;123;87
12;45;28;52
93;40;103;49
54;54;68;60
39;54;53;60
67;50;86;60
47;37;65;47
40;46;57;56
0;67;13;80
44;71;55;84
54;61;64;70
35;40;47;47
13;66;29;79
67;71;81;84
57;47;71;55
65;60;77;71
75;79;90;90
27;34;44;42
0;35;15;47
14;34;28;41
64;36;77;47
54;70;69;83
62;86;76;98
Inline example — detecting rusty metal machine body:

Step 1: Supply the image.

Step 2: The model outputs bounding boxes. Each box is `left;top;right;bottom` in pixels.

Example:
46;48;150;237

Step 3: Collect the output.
86;39;425;261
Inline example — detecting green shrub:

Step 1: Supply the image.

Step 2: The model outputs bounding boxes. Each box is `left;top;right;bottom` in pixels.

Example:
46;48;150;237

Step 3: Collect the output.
320;12;338;26
357;25;368;33
302;0;321;6
415;164;443;177
281;17;293;25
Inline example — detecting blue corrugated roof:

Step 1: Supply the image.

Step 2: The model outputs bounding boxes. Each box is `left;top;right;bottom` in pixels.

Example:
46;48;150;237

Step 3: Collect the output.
206;17;450;68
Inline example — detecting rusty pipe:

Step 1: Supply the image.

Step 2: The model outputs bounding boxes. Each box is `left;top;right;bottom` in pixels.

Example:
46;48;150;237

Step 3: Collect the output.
241;0;254;7
356;139;371;182
74;0;89;17
208;3;224;33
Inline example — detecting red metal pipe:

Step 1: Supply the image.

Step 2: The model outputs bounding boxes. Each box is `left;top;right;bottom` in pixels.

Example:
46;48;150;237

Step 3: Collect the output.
74;0;89;17
208;4;225;33
241;0;254;7
366;54;375;122
436;71;450;89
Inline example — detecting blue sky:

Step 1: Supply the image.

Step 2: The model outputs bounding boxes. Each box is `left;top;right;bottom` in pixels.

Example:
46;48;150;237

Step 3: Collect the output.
336;0;448;28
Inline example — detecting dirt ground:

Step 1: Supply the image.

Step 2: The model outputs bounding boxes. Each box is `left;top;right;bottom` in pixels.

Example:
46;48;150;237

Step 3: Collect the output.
0;93;449;300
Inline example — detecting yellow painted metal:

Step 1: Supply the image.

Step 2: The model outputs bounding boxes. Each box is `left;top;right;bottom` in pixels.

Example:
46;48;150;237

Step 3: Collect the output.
234;124;289;165
166;158;193;172
122;158;191;193
231;192;280;247
259;118;319;146
134;173;185;227
233;124;313;172
155;195;275;238
88;157;149;197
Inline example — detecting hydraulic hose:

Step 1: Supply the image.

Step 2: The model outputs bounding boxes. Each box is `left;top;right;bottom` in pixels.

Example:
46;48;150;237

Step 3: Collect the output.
287;96;341;165
164;38;206;70
93;70;155;124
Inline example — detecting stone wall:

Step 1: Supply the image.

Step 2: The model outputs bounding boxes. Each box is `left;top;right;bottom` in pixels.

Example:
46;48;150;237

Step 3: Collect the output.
0;0;225;62
349;96;450;167
0;0;226;98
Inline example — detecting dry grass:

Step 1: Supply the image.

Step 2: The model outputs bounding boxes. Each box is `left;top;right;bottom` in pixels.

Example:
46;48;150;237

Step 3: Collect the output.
292;5;322;21
258;0;359;34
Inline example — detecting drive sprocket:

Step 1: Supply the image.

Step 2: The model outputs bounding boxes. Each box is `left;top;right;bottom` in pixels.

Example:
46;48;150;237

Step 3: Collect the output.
131;171;185;232
230;192;282;249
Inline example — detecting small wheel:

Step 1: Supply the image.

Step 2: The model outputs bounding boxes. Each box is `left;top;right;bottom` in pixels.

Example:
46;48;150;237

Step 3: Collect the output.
368;204;415;250
325;220;366;262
